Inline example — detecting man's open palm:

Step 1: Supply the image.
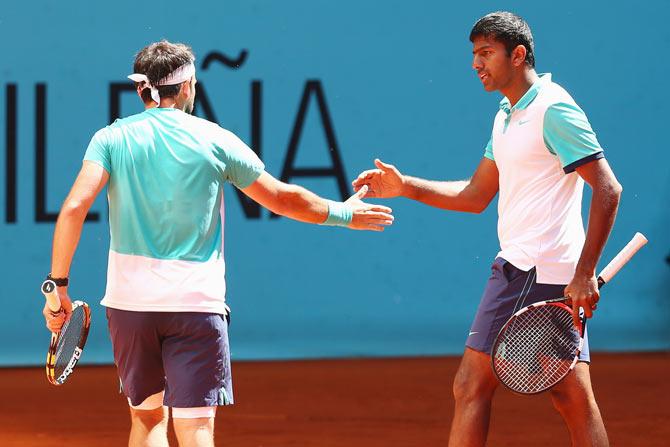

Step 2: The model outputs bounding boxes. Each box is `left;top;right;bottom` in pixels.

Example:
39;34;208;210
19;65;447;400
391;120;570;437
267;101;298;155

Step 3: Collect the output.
352;159;405;198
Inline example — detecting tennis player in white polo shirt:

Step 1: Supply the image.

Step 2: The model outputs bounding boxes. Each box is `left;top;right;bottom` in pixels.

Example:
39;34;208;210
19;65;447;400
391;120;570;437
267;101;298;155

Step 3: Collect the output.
353;11;621;447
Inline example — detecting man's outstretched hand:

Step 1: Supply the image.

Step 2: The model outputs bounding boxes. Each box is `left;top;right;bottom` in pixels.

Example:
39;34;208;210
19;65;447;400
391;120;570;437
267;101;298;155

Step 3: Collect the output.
344;185;394;231
352;159;405;199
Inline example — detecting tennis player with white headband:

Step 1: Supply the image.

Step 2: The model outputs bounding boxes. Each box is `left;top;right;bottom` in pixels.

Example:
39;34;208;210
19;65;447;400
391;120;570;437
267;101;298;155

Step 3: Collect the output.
42;40;393;447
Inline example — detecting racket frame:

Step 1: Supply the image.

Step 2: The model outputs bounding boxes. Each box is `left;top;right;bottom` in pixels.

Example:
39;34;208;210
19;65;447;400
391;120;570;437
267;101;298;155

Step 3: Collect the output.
490;232;647;394
41;281;91;385
491;298;586;395
45;300;91;385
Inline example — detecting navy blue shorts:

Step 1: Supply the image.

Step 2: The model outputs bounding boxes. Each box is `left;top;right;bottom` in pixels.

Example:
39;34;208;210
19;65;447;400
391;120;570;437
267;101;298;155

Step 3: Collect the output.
106;308;234;408
466;258;590;363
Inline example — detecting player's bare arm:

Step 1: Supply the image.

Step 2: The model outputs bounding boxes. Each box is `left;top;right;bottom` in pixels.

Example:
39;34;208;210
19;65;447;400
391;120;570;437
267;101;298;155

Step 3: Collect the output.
242;171;394;231
352;157;499;213
44;161;109;331
564;158;622;324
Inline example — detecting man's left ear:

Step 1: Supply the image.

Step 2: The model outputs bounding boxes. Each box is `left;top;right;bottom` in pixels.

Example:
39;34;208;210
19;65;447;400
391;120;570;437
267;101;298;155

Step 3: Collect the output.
512;45;527;67
180;79;192;98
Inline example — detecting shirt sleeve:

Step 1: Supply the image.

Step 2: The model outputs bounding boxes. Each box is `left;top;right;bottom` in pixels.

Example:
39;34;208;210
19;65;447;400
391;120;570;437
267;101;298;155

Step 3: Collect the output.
217;129;265;189
83;128;112;173
543;102;604;173
483;136;494;161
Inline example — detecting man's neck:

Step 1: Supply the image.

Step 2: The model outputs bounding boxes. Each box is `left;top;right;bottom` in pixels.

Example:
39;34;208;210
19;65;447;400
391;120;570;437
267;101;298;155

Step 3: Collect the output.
142;99;179;110
159;98;179;109
501;69;539;107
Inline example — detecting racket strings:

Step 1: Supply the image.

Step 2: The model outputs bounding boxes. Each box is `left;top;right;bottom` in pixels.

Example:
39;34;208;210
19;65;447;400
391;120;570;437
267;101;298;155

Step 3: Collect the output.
493;305;579;394
53;306;87;378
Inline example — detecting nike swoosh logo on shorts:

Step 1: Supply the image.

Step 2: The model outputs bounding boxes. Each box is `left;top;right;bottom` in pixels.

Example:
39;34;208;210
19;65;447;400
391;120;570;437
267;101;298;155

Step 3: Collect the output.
468;331;479;337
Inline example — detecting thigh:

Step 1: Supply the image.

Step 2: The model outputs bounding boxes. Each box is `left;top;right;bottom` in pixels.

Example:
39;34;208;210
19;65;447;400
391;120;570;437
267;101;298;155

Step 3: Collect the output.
106;308;166;406
454;347;499;394
162;313;234;408
551;362;596;402
173;417;215;447
466;258;566;355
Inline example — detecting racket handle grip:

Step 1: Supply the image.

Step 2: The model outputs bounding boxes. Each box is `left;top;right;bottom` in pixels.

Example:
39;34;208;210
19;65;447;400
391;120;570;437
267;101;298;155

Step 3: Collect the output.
43;288;62;313
598;232;648;285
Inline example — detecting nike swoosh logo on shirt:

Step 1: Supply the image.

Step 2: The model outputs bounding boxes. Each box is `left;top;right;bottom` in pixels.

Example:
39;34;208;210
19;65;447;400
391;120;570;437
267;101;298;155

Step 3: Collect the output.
468;331;479;337
518;119;531;125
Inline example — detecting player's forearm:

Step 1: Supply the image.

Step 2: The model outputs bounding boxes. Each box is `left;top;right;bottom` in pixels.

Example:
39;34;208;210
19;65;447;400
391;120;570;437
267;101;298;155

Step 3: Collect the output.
402;176;487;213
272;184;329;224
50;201;90;278
575;179;623;276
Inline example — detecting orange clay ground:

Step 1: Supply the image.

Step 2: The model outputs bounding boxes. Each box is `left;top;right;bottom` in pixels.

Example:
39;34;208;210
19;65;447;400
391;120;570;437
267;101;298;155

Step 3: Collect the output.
1;353;668;446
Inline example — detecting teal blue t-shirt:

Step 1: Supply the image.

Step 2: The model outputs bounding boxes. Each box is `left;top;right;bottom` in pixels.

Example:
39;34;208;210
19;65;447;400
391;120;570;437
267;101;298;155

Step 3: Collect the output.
84;107;264;261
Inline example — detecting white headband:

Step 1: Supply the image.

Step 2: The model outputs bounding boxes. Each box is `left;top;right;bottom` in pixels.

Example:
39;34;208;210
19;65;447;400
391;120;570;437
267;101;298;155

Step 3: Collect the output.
128;62;196;104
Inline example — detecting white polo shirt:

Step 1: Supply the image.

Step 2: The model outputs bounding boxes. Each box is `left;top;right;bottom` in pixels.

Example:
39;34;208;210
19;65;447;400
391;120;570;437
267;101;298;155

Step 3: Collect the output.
484;74;604;284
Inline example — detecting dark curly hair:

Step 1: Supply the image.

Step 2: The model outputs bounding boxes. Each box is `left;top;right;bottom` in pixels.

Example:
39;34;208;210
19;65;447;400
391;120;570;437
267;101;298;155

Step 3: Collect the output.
470;11;535;68
133;40;195;102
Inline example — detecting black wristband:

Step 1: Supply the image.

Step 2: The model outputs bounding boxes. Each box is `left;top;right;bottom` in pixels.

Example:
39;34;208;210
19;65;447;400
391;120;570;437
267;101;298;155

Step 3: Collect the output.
46;274;69;287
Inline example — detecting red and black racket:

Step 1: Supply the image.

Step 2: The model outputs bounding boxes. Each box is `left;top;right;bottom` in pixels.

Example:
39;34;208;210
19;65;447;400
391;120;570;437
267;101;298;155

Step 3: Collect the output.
491;232;648;394
41;280;91;385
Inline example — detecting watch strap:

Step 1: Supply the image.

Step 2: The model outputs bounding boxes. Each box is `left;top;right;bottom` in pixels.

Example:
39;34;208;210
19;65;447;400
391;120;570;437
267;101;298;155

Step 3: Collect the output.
46;274;69;287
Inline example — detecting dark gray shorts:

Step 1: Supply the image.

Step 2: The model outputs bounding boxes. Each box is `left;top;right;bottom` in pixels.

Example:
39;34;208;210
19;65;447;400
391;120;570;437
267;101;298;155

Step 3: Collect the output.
106;308;234;408
466;257;590;363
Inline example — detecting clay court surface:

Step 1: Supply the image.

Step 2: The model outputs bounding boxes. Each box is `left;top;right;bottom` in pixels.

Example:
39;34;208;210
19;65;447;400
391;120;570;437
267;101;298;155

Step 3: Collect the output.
1;353;668;446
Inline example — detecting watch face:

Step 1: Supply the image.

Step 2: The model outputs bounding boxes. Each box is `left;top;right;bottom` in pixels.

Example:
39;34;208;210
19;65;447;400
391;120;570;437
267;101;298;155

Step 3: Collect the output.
41;280;56;294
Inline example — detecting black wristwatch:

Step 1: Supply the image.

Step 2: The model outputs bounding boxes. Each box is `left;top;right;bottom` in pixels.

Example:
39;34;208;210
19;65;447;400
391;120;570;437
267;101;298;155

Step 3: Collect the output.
45;273;69;287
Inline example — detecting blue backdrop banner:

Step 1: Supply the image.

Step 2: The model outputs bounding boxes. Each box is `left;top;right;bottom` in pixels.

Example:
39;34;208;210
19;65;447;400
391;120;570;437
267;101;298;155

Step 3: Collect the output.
1;0;668;366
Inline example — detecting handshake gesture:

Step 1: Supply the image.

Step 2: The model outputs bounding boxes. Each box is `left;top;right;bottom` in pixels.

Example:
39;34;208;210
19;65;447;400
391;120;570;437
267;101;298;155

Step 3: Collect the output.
343;183;395;231
352;159;405;199
340;159;406;232
340;159;406;231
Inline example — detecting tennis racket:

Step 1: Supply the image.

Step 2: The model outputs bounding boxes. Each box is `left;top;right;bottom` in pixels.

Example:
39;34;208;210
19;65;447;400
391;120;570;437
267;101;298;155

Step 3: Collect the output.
41;280;91;385
491;232;648;394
